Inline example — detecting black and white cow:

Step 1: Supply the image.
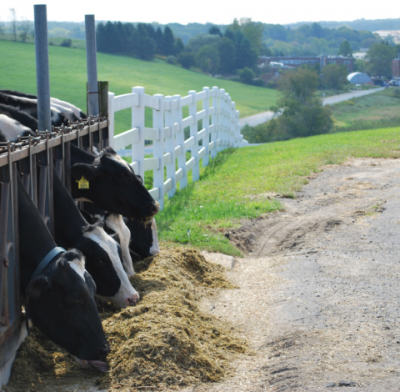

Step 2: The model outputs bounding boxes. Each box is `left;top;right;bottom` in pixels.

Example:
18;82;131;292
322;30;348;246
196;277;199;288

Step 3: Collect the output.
0;90;87;121
53;170;139;307
0;113;34;142
70;144;159;220
0;91;82;127
17;176;110;371
0;103;39;133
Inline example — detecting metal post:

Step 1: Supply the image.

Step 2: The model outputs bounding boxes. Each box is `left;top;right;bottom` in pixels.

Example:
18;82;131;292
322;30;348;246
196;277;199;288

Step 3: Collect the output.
85;15;99;117
34;4;51;133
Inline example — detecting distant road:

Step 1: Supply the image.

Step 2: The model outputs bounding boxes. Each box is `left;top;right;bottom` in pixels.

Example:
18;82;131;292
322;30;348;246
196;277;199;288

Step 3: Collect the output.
239;87;385;128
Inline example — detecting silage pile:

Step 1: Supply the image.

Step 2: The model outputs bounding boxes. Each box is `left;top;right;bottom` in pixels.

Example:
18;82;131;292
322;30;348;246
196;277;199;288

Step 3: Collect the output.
7;248;246;391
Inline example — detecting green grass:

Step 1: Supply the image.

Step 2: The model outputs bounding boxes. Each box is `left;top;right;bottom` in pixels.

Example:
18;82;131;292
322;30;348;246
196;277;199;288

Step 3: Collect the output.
0;34;86;49
331;89;400;132
0;40;278;133
157;126;400;255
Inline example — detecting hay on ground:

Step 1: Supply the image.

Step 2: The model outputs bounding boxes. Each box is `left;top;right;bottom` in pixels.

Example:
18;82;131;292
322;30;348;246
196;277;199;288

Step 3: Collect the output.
6;248;246;391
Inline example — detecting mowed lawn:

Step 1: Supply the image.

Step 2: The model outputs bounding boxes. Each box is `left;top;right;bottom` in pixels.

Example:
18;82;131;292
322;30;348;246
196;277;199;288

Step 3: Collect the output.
0;40;278;133
157;126;400;255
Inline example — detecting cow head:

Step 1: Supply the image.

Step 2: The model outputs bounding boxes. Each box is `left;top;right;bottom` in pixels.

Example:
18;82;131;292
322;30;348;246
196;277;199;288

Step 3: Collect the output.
71;147;159;220
126;217;160;261
25;250;110;369
76;224;139;307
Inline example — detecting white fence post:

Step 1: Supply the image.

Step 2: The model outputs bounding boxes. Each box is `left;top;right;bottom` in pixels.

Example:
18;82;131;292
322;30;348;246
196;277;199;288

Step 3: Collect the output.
202;86;210;167
189;90;200;182
164;96;176;198
153;94;164;209
231;101;236;147
108;92;115;148
227;93;232;147
235;109;240;147
131;86;145;179
211;86;218;158
219;88;225;151
173;94;188;190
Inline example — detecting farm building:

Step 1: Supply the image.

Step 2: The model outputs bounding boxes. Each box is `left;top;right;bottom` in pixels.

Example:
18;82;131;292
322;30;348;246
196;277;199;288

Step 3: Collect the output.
347;72;372;85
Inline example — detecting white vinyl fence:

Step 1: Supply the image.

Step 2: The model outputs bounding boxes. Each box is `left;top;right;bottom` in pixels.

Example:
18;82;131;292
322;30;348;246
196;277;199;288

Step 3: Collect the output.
108;86;248;210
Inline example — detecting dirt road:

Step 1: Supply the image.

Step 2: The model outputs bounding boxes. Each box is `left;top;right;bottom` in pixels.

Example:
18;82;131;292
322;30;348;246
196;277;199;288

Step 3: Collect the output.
185;157;400;391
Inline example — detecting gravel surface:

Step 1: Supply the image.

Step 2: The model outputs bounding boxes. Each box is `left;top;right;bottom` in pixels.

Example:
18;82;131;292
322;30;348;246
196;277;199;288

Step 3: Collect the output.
182;157;400;392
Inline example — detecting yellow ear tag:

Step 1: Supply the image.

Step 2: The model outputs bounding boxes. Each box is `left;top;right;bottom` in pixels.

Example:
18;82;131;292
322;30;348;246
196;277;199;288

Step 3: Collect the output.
77;176;89;189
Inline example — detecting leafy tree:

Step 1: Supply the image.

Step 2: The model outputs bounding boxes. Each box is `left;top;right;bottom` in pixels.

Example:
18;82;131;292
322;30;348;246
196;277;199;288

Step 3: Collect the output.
178;52;196;69
135;24;156;60
163;26;175;56
239;67;255;83
9;8;17;41
267;68;333;140
218;37;236;74
196;44;220;74
240;18;265;55
186;33;221;53
322;64;348;89
60;38;72;47
367;42;396;77
174;37;184;55
209;25;222;36
155;27;164;54
235;35;257;70
19;20;33;43
338;40;353;57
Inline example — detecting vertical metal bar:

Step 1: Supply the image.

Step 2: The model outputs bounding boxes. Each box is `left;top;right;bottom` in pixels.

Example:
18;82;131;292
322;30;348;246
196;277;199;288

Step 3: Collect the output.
65;141;71;192
34;4;51;133
85;15;99;117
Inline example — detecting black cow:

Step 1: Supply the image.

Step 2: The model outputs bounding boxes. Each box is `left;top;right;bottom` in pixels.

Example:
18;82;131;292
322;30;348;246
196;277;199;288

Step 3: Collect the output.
0;90;87;121
83;202;160;262
70;144;159;220
53;170;139;307
17;176;110;371
0;91;81;127
0;104;39;133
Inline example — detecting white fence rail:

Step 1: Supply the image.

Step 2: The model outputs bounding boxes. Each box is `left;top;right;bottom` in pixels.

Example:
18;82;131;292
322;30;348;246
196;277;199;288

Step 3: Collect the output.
108;86;248;210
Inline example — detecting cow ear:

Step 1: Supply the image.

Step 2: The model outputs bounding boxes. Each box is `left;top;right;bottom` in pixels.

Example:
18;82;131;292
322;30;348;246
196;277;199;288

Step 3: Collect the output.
70;163;98;181
84;271;97;297
26;276;51;299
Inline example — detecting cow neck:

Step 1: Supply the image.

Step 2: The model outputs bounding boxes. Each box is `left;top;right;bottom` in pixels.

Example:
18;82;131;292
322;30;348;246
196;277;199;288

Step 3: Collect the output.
53;168;88;246
70;144;95;165
17;177;58;290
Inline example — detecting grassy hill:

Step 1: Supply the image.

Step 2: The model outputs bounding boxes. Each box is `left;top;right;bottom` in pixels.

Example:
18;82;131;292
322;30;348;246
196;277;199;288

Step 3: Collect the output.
157;125;400;255
0;40;278;134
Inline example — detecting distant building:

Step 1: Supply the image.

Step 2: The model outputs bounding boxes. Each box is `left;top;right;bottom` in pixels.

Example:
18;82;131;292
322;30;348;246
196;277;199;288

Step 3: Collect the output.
393;57;400;78
347;72;372;85
259;55;354;72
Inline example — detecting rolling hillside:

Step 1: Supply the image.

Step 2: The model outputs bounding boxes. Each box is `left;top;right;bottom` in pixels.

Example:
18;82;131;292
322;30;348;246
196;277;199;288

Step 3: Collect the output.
0;40;278;134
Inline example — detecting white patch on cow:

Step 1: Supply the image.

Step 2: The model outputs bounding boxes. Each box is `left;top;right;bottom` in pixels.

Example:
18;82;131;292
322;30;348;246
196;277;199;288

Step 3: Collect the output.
68;256;86;281
50;97;83;118
0;114;31;141
92;146;100;156
84;226;138;308
149;218;160;255
111;154;131;171
50;102;76;122
105;214;135;276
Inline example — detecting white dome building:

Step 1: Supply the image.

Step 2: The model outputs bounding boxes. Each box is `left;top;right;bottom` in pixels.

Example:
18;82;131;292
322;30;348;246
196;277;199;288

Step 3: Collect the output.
347;72;372;85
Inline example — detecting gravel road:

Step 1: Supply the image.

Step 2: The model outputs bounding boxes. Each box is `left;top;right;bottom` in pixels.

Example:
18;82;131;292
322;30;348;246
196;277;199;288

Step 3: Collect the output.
186;157;400;392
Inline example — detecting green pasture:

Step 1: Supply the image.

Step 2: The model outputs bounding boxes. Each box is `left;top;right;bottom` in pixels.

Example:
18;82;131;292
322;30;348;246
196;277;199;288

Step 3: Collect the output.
331;89;400;132
157;126;400;255
0;40;278;133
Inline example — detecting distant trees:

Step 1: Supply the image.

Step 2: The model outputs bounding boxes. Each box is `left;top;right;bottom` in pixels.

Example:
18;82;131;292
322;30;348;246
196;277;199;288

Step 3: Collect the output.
18;20;33;43
367;42;396;77
9;8;17;42
322;64;349;89
178;52;196;69
254;68;333;142
97;22;178;60
338;40;353;57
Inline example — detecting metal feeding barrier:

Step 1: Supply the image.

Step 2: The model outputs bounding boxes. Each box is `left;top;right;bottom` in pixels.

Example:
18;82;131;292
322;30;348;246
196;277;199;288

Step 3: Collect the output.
0;114;109;383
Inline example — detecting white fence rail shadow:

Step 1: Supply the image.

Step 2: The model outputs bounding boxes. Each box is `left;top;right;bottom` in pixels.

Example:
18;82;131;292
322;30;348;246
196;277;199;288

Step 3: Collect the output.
108;86;248;210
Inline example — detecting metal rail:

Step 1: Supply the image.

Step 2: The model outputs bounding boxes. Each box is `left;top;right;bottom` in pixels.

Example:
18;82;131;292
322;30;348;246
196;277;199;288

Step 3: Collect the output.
0;115;109;371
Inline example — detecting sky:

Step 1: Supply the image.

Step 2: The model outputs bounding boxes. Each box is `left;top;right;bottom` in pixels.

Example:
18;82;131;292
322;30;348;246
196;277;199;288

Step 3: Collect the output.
0;0;399;26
